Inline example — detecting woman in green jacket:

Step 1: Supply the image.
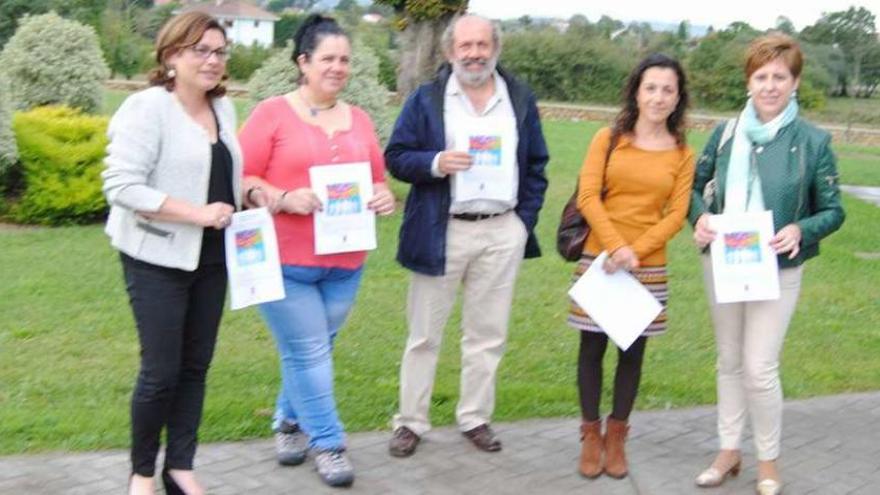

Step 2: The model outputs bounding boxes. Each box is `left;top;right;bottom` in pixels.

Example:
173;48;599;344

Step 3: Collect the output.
689;33;845;495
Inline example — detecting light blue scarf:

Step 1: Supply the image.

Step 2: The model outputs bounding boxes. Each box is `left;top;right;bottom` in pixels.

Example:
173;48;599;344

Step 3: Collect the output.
724;96;799;213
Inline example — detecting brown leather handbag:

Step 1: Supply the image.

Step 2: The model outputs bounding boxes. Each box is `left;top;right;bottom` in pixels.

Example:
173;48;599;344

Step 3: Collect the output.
556;141;614;261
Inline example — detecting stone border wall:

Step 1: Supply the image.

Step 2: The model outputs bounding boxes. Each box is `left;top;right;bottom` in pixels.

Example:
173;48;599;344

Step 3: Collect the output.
537;102;880;147
103;81;880;146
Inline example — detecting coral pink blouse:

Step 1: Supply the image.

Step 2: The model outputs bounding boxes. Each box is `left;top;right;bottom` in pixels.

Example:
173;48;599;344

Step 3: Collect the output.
239;96;386;269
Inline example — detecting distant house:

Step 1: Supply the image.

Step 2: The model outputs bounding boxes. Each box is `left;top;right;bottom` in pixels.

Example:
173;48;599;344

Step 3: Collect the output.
179;1;279;48
362;13;384;24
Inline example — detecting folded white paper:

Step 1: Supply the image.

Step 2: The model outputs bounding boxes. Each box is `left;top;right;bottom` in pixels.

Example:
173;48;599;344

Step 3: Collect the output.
452;116;517;202
709;210;780;303
568;252;663;351
224;208;285;310
309;162;376;255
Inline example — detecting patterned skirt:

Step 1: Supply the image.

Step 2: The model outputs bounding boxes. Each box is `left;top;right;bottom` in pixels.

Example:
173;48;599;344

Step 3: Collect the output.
567;254;669;336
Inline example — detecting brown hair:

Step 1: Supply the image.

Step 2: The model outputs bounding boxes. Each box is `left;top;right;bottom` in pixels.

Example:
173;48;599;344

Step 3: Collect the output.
611;53;689;150
147;11;228;97
745;33;803;80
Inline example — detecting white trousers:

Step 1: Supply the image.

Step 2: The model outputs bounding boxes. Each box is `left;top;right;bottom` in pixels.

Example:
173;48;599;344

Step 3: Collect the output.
393;212;528;434
702;255;803;460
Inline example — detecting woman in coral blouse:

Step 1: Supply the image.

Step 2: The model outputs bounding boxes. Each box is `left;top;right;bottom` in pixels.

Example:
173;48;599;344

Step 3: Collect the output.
569;53;695;480
237;14;393;489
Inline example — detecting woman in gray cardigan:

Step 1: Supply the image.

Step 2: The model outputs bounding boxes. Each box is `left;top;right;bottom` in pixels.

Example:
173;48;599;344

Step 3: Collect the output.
101;12;242;495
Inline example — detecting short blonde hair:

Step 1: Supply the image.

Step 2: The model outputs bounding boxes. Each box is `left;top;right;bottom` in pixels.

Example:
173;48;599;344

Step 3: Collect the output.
745;33;803;80
148;11;228;97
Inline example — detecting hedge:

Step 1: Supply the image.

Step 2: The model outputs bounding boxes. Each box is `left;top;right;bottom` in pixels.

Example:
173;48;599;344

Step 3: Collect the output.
8;106;108;225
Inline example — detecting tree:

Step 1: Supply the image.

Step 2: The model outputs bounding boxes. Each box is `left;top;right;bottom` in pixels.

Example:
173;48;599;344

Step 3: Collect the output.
801;7;878;97
500;29;630;104
134;1;178;40
0;0;51;48
274;12;307;47
100;0;152;79
775;16;796;35
861;43;880;97
373;0;468;99
266;0;319;12
595;15;623;38
677;20;690;41
0;0;108;47
0;12;110;113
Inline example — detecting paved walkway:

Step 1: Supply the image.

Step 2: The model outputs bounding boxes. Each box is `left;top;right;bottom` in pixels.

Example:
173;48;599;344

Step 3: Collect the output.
841;185;880;208
2;392;878;495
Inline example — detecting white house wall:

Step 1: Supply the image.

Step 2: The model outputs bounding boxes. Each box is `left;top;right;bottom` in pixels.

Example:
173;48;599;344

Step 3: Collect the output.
224;18;274;48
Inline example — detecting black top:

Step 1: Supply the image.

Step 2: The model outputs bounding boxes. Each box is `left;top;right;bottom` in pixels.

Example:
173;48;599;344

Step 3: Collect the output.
199;128;236;266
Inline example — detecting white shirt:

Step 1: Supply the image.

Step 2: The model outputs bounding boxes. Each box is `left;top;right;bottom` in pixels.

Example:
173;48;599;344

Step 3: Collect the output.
432;71;519;214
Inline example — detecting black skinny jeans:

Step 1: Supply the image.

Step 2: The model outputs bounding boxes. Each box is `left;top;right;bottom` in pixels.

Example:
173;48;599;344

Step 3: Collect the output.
121;253;227;476
577;331;648;422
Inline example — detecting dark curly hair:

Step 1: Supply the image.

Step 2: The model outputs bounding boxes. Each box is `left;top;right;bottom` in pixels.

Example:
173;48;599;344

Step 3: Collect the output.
291;14;349;83
610;53;689;151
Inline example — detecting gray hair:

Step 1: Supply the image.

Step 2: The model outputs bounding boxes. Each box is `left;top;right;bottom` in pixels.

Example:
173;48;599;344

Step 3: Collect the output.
440;14;503;57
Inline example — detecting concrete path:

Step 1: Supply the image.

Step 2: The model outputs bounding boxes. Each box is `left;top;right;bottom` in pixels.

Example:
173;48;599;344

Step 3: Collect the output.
2;392;878;495
841;185;880;208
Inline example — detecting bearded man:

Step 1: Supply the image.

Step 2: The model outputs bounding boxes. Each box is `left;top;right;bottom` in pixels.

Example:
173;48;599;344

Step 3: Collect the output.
384;14;549;457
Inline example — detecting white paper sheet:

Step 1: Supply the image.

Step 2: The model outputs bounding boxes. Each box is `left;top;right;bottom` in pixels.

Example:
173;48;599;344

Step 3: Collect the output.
709;210;780;303
309;162;376;255
224;208;285;310
452;116;517;202
568;252;663;351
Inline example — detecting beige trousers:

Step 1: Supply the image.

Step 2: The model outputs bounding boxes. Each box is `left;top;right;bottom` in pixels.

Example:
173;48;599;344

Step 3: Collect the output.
393;211;528;435
701;255;804;460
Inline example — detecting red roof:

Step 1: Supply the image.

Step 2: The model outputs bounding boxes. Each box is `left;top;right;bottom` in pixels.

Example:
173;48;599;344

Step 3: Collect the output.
180;1;279;22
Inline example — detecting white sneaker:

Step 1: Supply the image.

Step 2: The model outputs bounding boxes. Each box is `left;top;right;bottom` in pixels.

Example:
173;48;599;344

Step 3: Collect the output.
313;449;354;487
274;420;307;466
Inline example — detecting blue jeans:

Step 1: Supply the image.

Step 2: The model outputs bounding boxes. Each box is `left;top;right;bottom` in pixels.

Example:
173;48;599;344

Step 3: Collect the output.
259;264;363;451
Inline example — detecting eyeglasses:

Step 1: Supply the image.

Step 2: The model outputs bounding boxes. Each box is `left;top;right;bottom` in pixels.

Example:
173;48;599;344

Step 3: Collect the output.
187;44;229;62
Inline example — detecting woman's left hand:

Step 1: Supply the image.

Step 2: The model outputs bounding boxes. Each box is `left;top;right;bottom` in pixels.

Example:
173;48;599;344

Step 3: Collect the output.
770;223;802;259
603;246;640;274
367;183;395;216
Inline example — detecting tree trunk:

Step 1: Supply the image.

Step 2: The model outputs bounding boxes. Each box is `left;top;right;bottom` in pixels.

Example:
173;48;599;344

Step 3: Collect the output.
395;15;454;100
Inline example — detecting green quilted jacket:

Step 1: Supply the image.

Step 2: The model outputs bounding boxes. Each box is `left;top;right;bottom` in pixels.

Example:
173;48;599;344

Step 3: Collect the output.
688;118;846;268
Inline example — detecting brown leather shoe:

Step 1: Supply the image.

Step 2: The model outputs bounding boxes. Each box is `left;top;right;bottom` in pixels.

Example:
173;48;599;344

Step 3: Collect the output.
579;419;603;478
389;426;420;457
604;416;630;479
462;424;502;452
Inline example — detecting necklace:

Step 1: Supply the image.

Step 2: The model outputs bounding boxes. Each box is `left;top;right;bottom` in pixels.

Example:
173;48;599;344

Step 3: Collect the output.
298;89;337;117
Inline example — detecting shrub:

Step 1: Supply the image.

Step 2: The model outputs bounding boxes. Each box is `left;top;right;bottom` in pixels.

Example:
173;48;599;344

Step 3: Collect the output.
687;30;830;111
8;106;109;225
0;75;18;189
246;39;393;142
226;43;273;82
501;29;632;104
0;12;110;113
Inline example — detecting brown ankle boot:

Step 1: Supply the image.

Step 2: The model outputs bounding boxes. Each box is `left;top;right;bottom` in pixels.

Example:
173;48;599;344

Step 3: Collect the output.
578;419;603;478
603;417;630;479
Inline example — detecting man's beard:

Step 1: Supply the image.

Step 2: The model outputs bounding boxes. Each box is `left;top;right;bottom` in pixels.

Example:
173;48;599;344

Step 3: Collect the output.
451;54;498;88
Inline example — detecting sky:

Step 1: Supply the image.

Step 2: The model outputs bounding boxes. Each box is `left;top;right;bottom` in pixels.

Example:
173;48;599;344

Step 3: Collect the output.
466;0;880;31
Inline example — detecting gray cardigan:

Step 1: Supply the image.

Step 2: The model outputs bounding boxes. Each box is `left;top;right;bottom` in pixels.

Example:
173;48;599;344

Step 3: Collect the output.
102;86;243;271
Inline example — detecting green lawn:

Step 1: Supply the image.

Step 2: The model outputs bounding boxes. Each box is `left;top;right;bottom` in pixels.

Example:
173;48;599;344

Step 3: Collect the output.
1;121;878;455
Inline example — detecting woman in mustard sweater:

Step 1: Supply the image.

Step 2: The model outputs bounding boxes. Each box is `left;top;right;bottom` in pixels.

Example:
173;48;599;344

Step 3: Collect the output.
569;54;695;480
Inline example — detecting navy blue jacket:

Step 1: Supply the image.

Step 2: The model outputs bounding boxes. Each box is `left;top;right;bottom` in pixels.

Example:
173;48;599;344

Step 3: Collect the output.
385;64;550;276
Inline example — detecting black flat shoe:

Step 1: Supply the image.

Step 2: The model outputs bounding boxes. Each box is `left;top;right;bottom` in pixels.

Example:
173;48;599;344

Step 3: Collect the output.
161;468;186;495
